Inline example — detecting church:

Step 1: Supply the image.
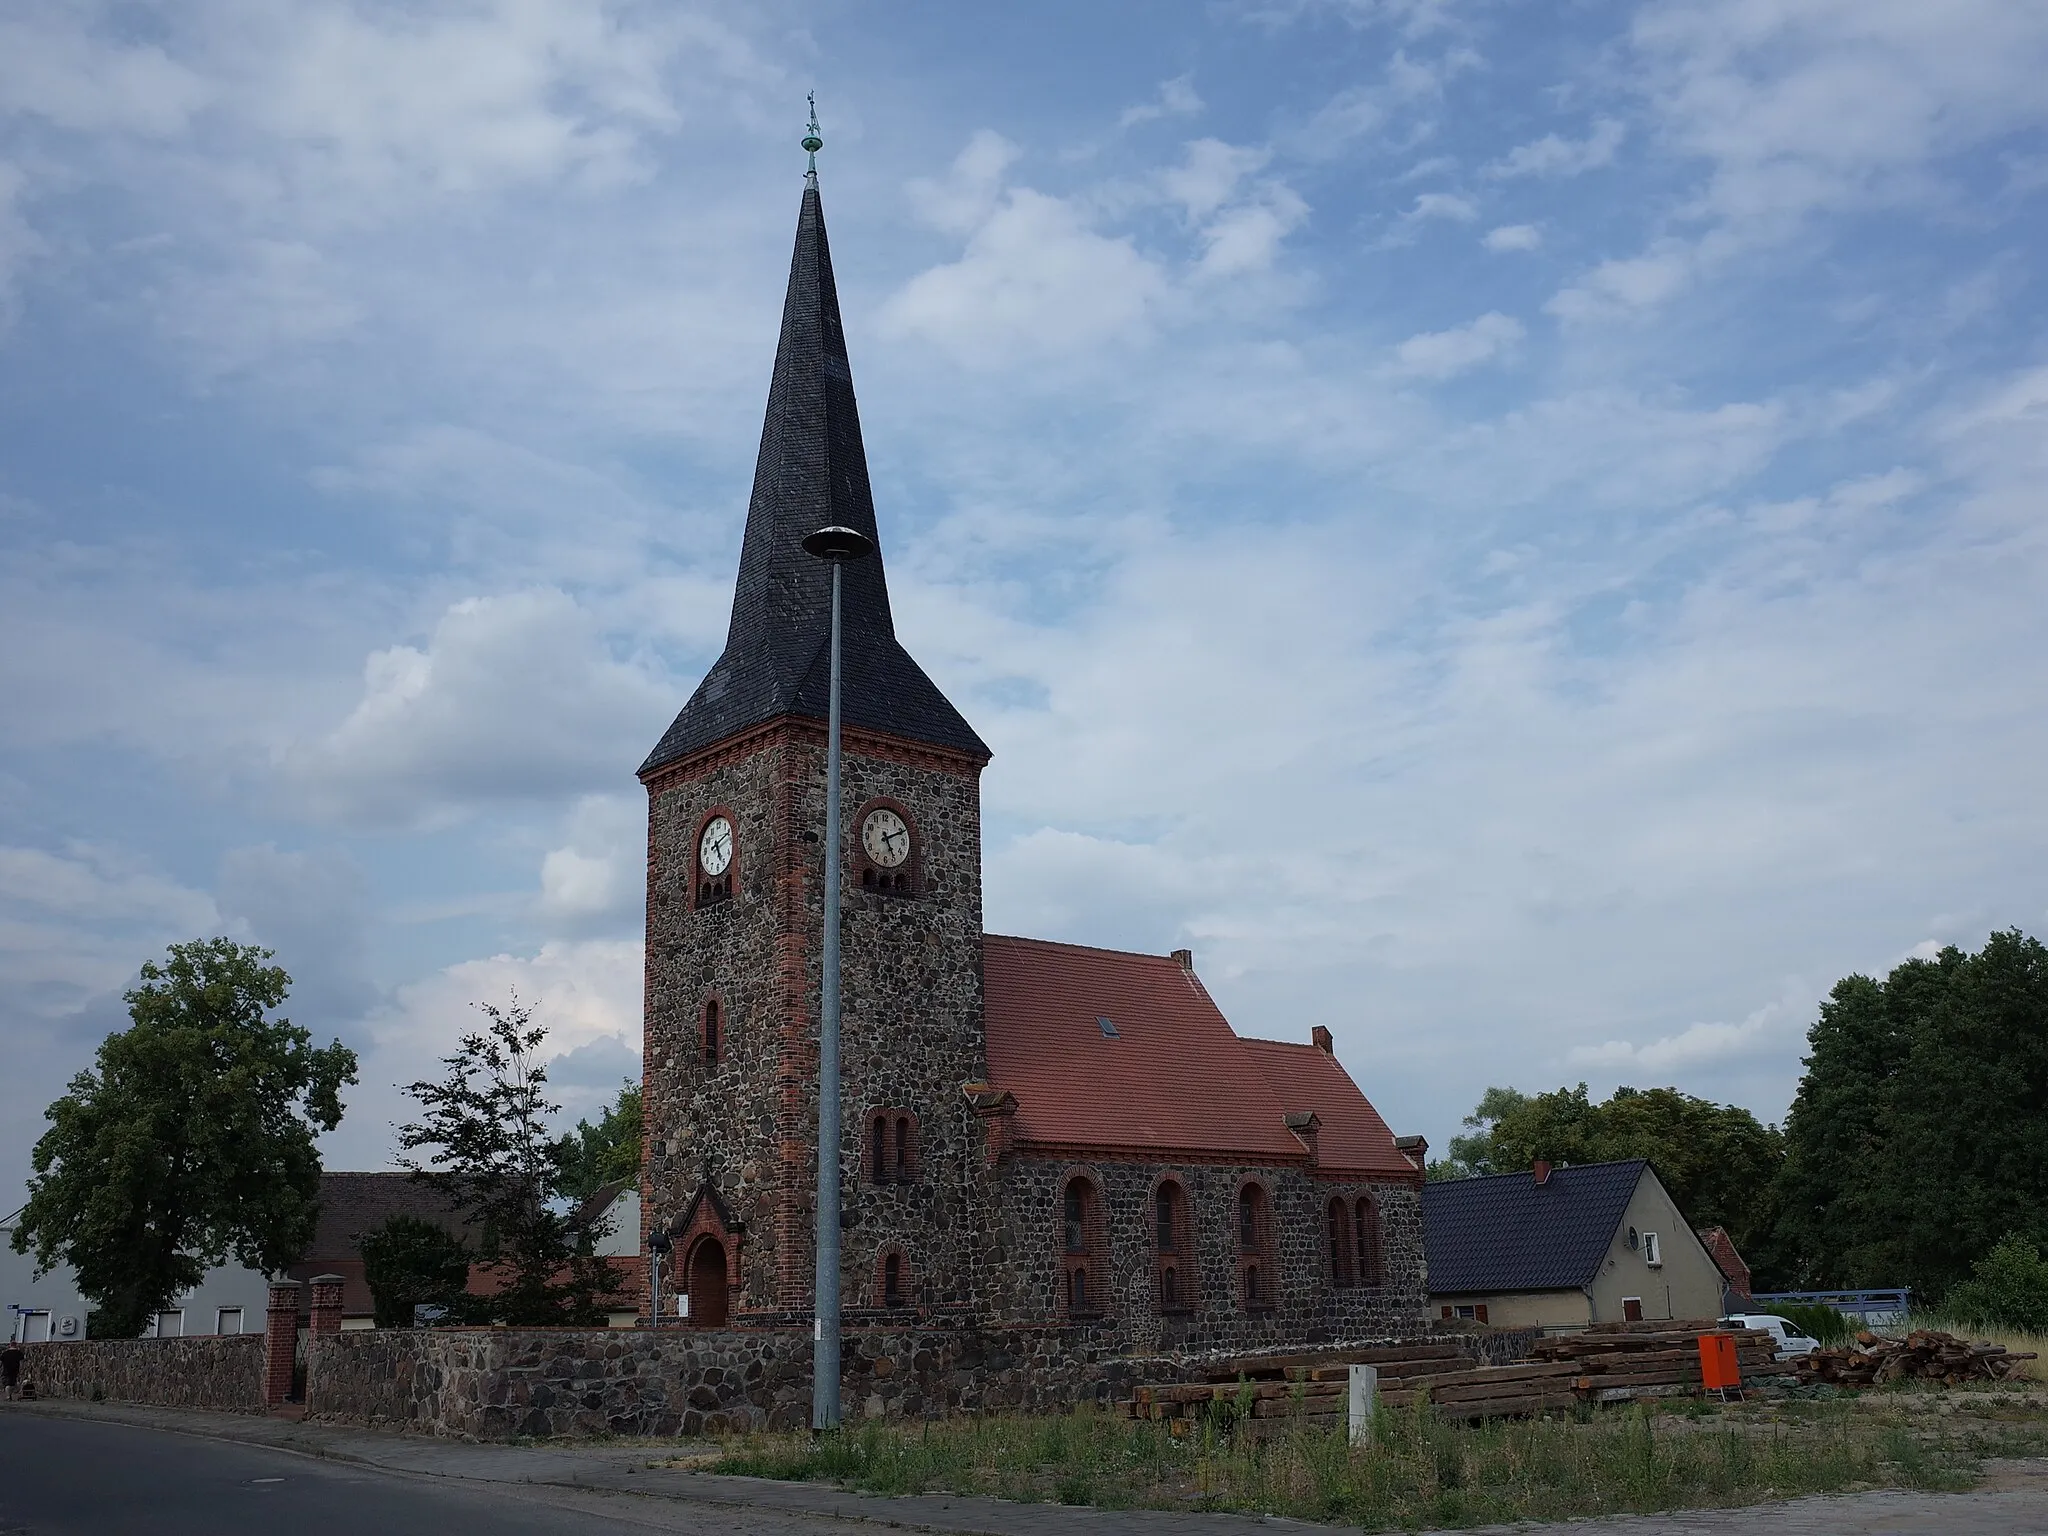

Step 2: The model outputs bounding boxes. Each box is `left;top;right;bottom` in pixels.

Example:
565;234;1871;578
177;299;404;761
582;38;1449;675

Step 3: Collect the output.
638;162;1429;1354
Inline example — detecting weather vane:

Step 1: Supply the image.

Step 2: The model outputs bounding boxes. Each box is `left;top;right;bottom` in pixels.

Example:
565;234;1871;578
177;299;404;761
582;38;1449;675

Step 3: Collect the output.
802;93;823;177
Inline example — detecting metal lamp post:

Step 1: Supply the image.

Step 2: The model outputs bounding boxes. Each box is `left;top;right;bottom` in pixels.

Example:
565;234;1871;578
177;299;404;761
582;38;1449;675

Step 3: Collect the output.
802;521;874;1430
648;1229;671;1330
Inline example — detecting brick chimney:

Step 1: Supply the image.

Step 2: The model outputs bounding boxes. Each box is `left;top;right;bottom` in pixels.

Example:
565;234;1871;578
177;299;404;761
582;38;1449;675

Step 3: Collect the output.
1533;1159;1552;1186
1170;948;1193;972
1311;1025;1333;1055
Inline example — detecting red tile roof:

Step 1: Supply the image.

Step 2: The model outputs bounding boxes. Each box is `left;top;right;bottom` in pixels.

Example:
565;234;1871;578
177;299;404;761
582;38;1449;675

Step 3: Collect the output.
981;934;1407;1175
1239;1038;1416;1179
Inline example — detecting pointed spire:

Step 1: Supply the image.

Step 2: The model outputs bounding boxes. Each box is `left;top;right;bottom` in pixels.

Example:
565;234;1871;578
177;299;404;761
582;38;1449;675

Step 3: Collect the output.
640;153;989;777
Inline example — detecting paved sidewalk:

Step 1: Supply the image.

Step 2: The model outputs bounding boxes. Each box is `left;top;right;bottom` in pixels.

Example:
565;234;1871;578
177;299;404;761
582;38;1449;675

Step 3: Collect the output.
9;1397;2048;1535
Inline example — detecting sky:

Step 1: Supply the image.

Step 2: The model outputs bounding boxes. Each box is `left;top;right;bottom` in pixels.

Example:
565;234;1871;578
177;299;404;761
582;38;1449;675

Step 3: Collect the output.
2;0;2045;1206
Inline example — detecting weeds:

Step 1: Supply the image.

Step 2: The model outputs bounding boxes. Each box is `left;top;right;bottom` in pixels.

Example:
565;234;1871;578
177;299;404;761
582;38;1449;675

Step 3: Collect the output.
709;1393;2048;1529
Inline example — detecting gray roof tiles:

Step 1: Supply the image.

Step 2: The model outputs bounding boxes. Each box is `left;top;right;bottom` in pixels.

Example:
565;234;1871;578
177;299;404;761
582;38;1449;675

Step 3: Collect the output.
1423;1158;1647;1295
641;181;988;776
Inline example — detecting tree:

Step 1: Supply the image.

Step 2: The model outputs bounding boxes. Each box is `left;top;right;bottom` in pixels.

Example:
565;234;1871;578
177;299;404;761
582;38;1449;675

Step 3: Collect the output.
1764;929;2048;1298
1437;1081;1784;1254
554;1081;642;1202
10;939;358;1338
359;1214;474;1328
397;996;611;1326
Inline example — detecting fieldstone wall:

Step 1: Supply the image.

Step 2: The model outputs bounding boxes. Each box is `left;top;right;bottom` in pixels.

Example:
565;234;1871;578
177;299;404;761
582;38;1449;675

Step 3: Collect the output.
21;1334;266;1414
306;1321;1463;1441
989;1157;1429;1353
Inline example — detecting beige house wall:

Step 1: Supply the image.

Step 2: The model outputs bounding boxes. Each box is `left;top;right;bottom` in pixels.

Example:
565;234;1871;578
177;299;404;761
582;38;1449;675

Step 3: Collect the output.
1436;1288;1590;1331
1584;1167;1725;1324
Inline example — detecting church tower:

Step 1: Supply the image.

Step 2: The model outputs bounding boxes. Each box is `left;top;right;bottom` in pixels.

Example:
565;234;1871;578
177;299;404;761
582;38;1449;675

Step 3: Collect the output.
639;164;992;1324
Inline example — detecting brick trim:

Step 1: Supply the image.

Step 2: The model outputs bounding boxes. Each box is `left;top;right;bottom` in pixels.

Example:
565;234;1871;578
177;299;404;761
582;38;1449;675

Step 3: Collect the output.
1055;1166;1110;1320
1149;1174;1195;1316
1234;1176;1277;1313
1325;1194;1356;1288
851;795;921;898
639;716;988;796
873;1244;914;1310
863;1107;919;1185
690;805;739;910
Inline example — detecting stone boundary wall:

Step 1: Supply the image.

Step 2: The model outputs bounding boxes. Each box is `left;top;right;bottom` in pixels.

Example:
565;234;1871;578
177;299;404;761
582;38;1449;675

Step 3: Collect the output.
22;1335;267;1414
307;1323;1470;1440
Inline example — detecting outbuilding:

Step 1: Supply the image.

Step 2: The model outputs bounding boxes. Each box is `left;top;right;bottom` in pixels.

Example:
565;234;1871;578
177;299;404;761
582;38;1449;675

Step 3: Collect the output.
1423;1158;1727;1331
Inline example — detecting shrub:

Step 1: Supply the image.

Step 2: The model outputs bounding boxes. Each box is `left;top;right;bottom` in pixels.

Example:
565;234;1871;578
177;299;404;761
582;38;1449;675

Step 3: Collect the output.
1943;1235;2048;1333
360;1213;472;1328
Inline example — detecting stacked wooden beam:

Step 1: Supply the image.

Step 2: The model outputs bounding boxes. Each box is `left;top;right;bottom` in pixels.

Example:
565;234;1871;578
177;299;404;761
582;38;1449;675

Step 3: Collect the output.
1123;1342;1475;1433
1795;1330;2038;1388
1528;1328;1782;1404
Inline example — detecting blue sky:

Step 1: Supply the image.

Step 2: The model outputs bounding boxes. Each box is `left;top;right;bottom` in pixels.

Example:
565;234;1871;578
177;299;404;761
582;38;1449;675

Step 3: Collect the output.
3;0;2045;1201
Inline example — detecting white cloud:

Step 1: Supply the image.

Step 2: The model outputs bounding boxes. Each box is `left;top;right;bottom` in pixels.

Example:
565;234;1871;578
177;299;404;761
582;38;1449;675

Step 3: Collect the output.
1483;223;1542;252
285;590;674;826
883;164;1167;364
1163;139;1269;221
0;7;211;137
1119;73;1204;129
906;130;1022;237
1392;311;1525;378
1546;244;1695;322
539;795;644;923
1485;119;1625;179
1405;191;1477;223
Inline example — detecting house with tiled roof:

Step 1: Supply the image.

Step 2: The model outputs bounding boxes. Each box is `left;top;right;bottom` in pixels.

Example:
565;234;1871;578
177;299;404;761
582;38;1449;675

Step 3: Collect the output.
1423;1159;1728;1331
635;163;1428;1350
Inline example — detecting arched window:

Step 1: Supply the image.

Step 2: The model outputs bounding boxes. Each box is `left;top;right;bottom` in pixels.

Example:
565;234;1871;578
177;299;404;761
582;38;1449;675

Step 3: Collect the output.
884;1252;903;1308
1355;1194;1383;1287
1327;1196;1354;1288
1060;1175;1105;1318
702;998;721;1067
1237;1181;1275;1312
867;1109;917;1184
1152;1179;1193;1315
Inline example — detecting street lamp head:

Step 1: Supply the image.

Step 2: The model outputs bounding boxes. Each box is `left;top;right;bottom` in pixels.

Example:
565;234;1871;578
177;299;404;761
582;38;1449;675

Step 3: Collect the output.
648;1231;672;1255
803;524;875;563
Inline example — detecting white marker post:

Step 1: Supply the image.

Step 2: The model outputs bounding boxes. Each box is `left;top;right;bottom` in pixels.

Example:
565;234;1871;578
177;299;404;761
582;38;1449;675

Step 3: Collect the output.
1347;1363;1379;1446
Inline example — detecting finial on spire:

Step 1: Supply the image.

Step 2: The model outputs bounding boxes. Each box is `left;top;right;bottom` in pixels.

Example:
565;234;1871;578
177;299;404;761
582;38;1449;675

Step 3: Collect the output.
802;93;823;181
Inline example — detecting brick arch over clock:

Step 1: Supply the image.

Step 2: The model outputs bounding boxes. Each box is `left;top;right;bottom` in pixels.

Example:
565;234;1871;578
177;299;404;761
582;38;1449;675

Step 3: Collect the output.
851;794;921;897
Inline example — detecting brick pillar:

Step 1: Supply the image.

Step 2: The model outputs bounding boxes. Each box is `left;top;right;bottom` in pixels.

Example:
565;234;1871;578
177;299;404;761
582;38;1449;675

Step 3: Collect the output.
308;1274;345;1336
265;1279;301;1407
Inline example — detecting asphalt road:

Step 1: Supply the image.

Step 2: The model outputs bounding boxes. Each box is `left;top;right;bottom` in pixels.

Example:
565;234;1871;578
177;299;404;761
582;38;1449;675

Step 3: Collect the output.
0;1412;855;1536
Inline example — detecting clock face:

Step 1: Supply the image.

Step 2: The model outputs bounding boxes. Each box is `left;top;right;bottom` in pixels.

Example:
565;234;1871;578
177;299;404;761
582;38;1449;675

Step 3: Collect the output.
862;807;911;868
698;816;734;877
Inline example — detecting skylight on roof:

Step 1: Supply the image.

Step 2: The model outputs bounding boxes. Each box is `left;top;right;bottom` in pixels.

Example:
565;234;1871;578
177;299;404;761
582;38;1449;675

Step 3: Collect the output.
1097;1015;1120;1039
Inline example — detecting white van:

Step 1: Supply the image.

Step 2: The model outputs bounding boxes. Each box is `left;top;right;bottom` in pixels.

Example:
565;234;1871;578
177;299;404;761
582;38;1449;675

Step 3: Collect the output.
1722;1313;1821;1361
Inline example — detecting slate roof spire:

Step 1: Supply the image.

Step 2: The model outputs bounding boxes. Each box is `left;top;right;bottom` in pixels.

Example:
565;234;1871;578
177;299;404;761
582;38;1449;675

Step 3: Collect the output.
640;121;989;777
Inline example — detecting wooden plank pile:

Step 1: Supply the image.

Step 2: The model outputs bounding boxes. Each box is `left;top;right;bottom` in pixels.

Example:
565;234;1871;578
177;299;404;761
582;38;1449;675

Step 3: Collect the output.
1117;1326;1787;1431
1123;1342;1473;1434
1527;1326;1783;1405
1794;1330;2038;1388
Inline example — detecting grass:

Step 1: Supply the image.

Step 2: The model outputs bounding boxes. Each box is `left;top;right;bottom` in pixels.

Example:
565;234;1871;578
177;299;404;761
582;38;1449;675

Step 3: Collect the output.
706;1390;2048;1529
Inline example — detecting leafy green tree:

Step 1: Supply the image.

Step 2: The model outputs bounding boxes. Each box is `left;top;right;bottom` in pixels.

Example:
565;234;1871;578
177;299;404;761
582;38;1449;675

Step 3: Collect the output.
554;1082;642;1202
397;996;611;1326
1943;1235;2048;1334
1765;930;2048;1298
1439;1082;1784;1253
10;939;358;1338
359;1214;475;1328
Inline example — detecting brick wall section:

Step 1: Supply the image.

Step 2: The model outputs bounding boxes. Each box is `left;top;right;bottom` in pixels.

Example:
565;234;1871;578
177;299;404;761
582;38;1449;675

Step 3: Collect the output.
986;1157;1428;1352
641;721;989;1320
309;1274;345;1336
22;1336;267;1414
306;1322;1461;1440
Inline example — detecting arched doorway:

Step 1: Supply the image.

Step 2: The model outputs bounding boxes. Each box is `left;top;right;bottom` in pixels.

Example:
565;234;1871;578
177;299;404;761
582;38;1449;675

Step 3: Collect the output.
688;1237;729;1328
